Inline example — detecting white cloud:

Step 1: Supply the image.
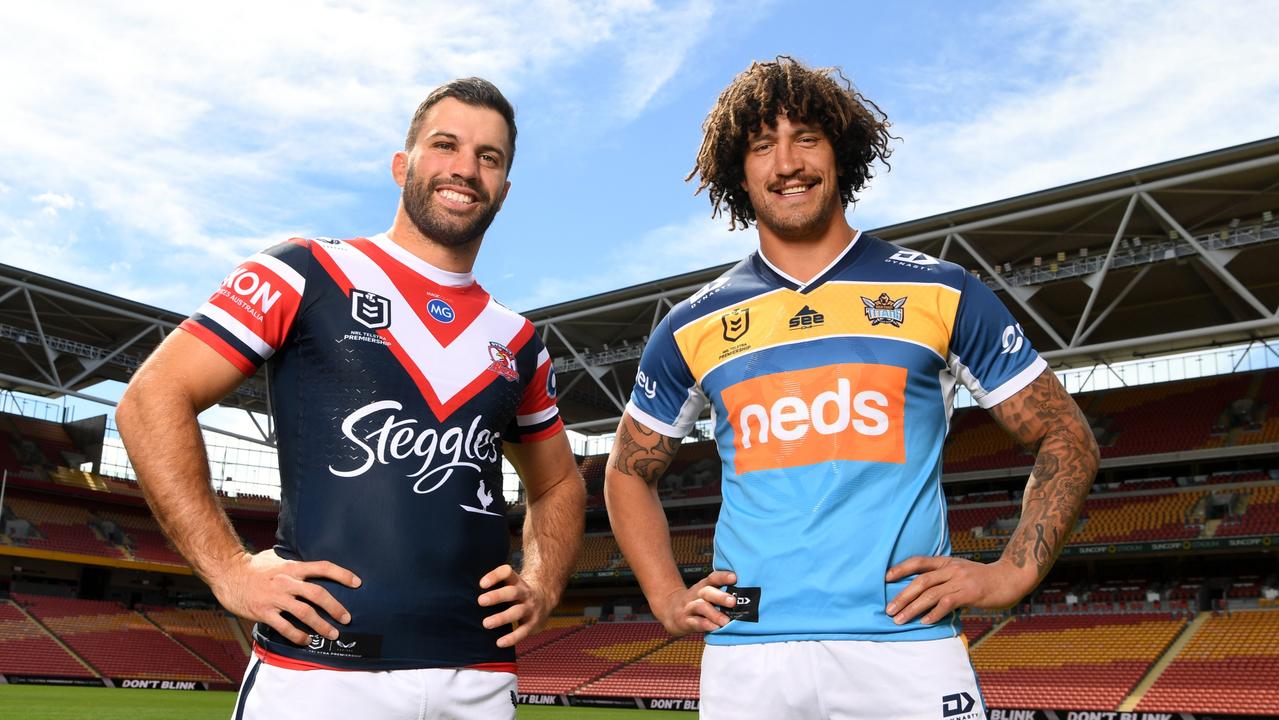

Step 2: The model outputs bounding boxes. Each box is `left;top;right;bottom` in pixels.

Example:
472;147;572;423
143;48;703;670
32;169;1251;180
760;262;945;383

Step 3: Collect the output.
0;1;718;304
858;0;1279;228
611;0;717;122
31;192;76;216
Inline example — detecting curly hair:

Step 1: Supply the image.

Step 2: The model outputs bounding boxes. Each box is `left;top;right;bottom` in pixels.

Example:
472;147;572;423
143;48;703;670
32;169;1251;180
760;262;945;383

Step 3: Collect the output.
688;56;894;229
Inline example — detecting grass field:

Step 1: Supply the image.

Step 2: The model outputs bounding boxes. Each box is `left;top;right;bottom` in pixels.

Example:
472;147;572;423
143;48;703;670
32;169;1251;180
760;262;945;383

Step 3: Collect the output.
0;686;692;719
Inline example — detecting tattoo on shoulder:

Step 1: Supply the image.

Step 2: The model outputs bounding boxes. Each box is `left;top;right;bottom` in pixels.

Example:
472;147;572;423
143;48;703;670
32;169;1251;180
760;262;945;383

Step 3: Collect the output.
612;421;680;486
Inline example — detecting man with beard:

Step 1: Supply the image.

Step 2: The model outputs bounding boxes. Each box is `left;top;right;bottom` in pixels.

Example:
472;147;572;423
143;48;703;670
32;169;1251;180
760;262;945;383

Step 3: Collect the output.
117;78;585;719
604;58;1097;719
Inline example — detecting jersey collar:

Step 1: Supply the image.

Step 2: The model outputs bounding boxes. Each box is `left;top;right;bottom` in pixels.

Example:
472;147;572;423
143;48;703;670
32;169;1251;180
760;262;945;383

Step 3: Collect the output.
368;233;476;288
755;229;864;293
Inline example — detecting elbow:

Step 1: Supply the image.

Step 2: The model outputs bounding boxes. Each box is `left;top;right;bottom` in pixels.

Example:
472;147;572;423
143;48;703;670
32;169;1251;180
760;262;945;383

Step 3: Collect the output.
114;382;142;441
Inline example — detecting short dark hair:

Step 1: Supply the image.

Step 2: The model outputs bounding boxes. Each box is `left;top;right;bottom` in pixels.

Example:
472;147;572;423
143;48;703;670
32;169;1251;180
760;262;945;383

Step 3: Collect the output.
404;77;518;170
688;56;894;229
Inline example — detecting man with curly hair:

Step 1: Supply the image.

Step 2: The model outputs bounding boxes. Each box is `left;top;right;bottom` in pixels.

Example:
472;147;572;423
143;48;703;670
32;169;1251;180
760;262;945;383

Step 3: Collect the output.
605;57;1097;718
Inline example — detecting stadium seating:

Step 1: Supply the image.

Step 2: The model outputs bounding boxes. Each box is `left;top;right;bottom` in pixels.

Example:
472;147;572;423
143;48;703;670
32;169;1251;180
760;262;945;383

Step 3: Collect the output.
1070;490;1206;544
670;528;714;566
515;615;593;656
970;612;1187;710
3;413;80;467
1136;609;1279;714
960;614;1000;645
14;593;227;682
142;606;249;682
576;633;702;699
1;493;126;559
94;508;187;565
516;621;671;695
572;534;624;574
0;598;94;678
1215;483;1279;537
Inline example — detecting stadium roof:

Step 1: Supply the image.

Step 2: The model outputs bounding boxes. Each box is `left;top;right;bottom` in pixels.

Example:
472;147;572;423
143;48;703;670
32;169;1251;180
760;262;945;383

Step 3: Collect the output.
530;136;1279;431
0;264;269;437
2;137;1277;437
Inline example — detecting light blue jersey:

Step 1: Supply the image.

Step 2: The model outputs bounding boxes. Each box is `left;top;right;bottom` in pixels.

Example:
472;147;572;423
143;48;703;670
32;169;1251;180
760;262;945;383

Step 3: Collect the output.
628;233;1044;644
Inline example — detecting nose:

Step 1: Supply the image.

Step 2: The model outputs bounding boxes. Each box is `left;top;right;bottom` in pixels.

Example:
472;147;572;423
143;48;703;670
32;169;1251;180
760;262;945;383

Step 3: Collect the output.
447;149;480;179
773;139;802;177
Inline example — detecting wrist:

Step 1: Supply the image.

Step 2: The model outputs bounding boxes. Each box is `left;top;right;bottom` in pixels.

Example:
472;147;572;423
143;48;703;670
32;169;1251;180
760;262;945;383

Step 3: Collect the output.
202;548;249;594
993;557;1042;600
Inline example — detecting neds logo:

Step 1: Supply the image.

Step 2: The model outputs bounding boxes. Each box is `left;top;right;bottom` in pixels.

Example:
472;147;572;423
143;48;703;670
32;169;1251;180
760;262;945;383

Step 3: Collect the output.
723;363;906;474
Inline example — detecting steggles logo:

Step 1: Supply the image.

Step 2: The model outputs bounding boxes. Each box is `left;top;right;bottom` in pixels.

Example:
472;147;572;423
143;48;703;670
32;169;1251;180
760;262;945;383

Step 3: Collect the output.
328;400;501;495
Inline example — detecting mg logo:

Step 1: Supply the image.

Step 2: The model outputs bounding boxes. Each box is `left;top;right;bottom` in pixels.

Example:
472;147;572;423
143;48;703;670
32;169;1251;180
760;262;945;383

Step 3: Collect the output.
427;298;455;324
351;289;391;330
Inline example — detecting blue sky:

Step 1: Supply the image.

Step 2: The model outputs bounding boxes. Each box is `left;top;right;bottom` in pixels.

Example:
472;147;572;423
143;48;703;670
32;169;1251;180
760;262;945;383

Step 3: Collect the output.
3;0;1279;453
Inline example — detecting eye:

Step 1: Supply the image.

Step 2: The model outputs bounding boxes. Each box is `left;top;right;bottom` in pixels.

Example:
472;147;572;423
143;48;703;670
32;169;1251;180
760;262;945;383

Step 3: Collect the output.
433;141;455;151
479;152;500;167
751;141;774;153
798;135;820;146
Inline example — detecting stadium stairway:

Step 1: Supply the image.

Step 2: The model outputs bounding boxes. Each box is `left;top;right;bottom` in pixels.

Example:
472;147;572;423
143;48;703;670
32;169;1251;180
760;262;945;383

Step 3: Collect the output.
967;615;1013;651
0;598;99;679
1118;611;1209;711
137;608;238;683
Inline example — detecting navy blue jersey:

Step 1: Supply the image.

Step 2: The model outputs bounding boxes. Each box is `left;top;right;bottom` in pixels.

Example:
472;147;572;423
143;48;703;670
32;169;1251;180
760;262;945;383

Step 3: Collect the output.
180;234;562;671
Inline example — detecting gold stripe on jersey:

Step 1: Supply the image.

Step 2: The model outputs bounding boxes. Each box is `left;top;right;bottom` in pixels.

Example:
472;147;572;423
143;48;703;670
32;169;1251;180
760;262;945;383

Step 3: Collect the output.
673;282;961;383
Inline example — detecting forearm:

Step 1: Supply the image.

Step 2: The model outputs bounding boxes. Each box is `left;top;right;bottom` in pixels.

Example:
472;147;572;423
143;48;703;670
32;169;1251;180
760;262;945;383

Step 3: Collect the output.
117;381;245;586
520;474;585;610
605;470;686;609
1000;418;1099;587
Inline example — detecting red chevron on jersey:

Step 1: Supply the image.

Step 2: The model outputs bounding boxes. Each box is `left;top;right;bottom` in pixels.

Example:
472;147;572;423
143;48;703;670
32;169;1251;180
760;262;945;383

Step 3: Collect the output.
349;237;490;348
310;238;533;422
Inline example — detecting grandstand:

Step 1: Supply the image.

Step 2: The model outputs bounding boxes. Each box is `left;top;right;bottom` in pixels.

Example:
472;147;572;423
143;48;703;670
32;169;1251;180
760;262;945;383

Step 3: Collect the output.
3;137;1279;716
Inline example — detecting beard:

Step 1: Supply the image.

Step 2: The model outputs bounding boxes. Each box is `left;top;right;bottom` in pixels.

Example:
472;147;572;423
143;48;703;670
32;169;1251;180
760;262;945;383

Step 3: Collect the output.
752;175;841;241
402;165;501;248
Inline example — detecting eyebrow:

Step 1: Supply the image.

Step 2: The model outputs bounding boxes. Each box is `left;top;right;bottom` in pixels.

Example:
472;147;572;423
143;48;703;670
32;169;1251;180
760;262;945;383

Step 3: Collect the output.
747;123;819;141
425;130;507;162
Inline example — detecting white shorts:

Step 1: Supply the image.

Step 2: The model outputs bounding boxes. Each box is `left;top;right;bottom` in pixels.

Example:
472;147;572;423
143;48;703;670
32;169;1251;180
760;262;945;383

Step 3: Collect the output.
232;657;517;720
700;637;987;720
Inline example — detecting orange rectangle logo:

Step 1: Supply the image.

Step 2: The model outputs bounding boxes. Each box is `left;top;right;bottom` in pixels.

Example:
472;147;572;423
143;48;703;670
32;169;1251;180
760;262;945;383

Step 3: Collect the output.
723;363;906;474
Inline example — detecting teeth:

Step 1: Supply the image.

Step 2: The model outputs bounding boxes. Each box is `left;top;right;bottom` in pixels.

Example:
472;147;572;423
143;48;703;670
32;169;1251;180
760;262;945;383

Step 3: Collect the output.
780;186;810;195
439;189;474;204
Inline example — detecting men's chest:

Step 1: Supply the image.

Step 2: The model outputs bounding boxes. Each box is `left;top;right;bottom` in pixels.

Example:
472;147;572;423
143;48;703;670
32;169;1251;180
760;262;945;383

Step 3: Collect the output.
289;280;528;425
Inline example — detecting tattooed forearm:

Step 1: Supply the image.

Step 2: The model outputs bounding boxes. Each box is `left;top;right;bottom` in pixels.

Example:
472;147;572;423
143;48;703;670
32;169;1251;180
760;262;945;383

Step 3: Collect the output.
1032;523;1058;568
610;418;681;486
990;369;1099;580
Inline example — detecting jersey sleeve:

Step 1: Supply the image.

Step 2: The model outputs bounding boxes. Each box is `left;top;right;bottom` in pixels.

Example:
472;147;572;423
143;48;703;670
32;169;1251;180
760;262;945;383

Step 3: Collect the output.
504;328;564;443
947;273;1048;408
177;239;310;376
625;313;706;438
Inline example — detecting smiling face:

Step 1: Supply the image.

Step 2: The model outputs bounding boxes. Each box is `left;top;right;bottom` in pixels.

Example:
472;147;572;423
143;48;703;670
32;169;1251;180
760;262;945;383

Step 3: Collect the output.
396;97;512;248
740;114;843;243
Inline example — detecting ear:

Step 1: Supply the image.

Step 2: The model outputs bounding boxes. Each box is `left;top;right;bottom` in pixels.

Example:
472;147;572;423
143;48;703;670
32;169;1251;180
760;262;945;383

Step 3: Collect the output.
391;151;409;188
494;180;512;212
